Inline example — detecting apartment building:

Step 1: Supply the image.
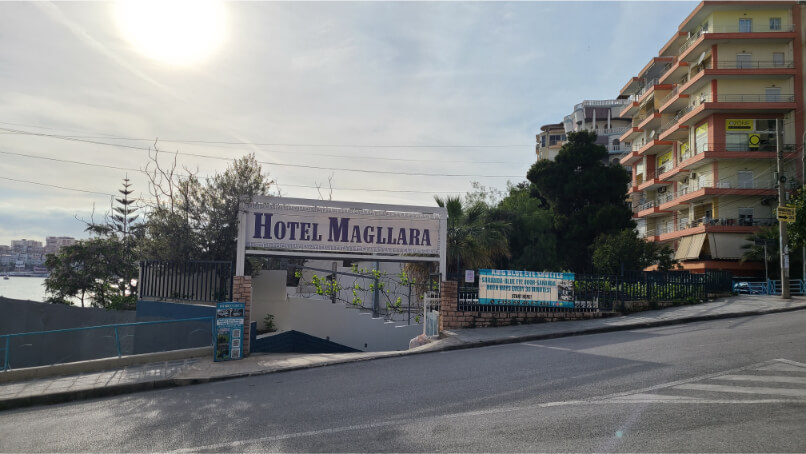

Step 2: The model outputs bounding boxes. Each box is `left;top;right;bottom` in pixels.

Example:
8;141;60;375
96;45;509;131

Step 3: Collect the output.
536;100;633;163
563;99;634;164
619;1;804;276
535;123;566;161
45;236;77;255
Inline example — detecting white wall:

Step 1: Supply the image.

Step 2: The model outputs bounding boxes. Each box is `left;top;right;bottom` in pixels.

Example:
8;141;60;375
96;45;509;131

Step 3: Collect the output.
252;270;422;352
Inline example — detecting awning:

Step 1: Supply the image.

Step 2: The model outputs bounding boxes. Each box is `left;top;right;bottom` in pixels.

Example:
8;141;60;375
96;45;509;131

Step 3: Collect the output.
708;233;748;259
674;236;692;260
676;233;707;260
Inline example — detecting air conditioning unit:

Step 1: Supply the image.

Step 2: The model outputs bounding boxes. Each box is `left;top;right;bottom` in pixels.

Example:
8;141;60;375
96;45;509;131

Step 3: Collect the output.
658;187;667;194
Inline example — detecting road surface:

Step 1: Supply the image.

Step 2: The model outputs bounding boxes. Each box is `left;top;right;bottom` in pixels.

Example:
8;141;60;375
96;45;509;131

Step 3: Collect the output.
1;310;805;452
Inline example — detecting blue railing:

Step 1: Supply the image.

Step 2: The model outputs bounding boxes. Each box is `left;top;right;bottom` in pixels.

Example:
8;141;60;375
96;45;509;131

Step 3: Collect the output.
736;280;805;296
1;316;213;372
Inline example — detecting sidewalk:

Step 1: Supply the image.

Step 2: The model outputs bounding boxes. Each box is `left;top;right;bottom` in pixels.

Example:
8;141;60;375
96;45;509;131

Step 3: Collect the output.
2;294;805;411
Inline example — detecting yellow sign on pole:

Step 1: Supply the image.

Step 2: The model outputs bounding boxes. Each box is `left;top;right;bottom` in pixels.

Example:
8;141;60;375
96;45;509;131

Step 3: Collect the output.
777;206;796;222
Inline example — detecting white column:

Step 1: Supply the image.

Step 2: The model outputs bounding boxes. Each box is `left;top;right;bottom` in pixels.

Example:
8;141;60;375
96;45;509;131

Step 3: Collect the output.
236;208;246;276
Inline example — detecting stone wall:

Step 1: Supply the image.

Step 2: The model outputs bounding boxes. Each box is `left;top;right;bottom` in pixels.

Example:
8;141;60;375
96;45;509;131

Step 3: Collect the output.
233;275;252;356
439;281;601;329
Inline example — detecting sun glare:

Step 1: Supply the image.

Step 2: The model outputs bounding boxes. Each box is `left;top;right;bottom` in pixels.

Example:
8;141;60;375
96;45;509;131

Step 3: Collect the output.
114;0;226;66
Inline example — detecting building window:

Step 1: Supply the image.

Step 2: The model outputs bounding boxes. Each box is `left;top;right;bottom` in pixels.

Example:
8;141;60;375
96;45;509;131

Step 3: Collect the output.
772;52;785;67
770;17;781;30
737;171;754;189
736;53;752;69
739;18;752;33
765;87;782;102
739;207;754;226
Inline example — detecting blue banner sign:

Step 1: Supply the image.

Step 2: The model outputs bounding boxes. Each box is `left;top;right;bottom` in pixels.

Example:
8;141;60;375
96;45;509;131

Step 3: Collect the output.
478;269;575;308
214;302;245;361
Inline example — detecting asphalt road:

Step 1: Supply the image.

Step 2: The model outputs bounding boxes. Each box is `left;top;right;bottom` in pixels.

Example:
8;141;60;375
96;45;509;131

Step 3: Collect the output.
1;311;805;452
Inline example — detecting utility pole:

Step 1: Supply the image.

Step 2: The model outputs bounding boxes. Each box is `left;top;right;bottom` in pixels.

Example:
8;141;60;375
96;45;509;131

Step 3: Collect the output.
777;118;791;298
802;129;805;285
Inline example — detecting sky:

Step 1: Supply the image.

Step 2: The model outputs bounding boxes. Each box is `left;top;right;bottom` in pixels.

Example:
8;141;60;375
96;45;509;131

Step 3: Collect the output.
0;0;698;245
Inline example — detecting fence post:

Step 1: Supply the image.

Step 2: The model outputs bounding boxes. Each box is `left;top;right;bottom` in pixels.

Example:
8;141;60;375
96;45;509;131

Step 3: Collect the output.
3;335;9;371
114;327;122;358
373;277;380;318
407;283;412;325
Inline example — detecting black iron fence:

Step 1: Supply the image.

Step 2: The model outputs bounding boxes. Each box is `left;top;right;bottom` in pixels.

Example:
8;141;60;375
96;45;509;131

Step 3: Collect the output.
452;270;726;313
138;261;233;303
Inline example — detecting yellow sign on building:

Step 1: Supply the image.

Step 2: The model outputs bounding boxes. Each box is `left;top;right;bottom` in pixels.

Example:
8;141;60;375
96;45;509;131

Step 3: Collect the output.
726;119;753;131
748;133;761;149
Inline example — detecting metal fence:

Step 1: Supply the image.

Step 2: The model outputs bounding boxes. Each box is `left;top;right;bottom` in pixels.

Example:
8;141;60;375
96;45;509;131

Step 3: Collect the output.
1;317;213;371
139;261;233;303
451;270;718;313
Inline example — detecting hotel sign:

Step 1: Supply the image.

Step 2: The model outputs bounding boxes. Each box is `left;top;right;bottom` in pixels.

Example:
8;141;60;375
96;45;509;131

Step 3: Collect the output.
244;201;441;255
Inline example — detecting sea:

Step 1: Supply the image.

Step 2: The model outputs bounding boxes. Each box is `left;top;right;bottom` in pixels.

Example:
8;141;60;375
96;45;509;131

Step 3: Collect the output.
0;276;48;302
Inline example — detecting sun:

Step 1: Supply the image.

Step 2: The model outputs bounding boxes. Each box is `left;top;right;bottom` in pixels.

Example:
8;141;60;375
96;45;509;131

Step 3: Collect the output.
114;0;226;66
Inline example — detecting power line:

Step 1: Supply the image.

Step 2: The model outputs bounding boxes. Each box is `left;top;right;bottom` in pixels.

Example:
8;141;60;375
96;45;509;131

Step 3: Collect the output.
0;149;487;195
0;127;525;178
0;120;529;150
0;176;115;197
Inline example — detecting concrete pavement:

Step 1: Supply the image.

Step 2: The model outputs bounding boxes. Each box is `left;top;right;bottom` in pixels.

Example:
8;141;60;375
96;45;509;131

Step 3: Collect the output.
2;293;805;411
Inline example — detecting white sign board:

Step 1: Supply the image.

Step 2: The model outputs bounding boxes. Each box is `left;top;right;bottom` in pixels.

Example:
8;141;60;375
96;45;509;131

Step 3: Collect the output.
478;269;575;308
464;269;475;283
237;197;447;276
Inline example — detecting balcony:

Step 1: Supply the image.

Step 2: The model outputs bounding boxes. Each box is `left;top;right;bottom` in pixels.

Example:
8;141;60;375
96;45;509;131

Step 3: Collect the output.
678;24;795;59
637;111;662;131
655;176;777;211
636;199;672;218
678;93;796;126
656;217;777;242
659;60;690;85
659;85;690;114
677;143;796;170
637;139;673;157
658;108;692;141
681;62;795;96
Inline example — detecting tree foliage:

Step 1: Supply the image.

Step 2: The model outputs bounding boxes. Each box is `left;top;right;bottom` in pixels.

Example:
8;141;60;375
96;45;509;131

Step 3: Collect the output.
492;182;558;271
592;229;676;275
139;151;274;264
434;194;510;275
527;131;634;273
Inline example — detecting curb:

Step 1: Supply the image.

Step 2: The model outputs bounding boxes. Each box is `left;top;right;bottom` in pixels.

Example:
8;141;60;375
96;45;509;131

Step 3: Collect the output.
2;305;805;411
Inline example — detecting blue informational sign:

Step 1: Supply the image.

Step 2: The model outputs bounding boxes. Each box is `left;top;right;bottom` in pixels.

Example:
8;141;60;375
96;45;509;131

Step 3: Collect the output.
214;302;245;361
478;269;575;308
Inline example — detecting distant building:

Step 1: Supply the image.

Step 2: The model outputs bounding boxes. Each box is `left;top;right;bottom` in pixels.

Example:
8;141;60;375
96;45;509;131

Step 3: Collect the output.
563;99;634;164
11;239;43;255
536;99;633;163
535;123;566;161
45;236;77;255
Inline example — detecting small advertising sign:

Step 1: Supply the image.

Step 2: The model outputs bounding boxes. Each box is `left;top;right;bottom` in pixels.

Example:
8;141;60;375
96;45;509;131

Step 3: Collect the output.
214;302;245;361
464;269;475;283
726;119;753;131
478;269;575;308
777;206;796;223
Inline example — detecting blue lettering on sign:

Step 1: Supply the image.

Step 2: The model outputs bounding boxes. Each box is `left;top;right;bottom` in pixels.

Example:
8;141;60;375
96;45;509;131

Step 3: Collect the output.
329;217;350;242
254;213;273;239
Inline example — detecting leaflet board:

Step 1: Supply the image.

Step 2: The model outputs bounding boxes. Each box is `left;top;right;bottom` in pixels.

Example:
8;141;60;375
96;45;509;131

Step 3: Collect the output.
478;269;575;308
214;302;245;361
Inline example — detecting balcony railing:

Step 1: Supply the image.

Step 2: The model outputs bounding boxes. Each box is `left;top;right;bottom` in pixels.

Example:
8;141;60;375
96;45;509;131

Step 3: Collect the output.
595;127;630;136
679;24;794;55
660;85;681;106
574;99;631;110
677;143;795;163
687;93;795;105
716;60;794;69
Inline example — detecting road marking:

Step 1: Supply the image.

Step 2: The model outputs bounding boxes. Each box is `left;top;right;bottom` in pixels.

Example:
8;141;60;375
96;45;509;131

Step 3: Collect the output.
718;374;806;385
675;383;806;397
755;363;806;372
166;359;806;452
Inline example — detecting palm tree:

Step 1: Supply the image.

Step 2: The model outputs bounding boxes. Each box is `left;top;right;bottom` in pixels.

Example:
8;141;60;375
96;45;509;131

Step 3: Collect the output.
741;226;779;280
434;195;510;276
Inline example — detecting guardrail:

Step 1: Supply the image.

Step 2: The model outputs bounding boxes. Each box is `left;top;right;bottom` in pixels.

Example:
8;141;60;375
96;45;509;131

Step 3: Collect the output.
1;317;213;372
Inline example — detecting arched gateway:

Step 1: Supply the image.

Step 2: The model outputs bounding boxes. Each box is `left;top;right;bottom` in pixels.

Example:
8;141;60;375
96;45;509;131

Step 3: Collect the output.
233;196;447;354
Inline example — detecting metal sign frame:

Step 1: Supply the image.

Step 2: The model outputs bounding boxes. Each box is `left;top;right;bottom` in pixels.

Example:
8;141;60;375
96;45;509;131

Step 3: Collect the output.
236;196;448;277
